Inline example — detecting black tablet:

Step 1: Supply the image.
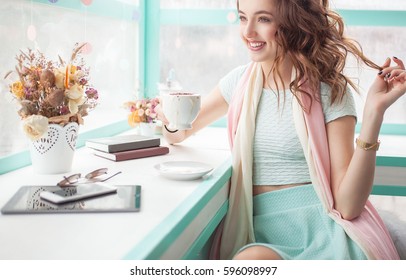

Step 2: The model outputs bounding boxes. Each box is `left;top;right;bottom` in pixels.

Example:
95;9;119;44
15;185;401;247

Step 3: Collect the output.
1;185;141;214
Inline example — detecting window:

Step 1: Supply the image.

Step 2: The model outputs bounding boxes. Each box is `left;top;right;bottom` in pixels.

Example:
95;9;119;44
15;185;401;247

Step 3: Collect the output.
0;0;140;159
158;0;406;128
1;0;405;173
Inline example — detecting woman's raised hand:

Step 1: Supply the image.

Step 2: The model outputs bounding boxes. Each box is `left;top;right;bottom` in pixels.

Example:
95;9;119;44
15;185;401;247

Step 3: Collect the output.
366;57;406;116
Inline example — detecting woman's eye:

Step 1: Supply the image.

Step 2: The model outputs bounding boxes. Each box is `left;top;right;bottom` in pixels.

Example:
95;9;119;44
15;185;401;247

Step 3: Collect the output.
239;15;247;22
258;17;271;23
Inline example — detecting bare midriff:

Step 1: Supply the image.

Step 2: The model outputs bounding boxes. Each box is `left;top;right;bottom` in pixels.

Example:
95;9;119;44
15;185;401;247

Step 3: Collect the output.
253;182;311;196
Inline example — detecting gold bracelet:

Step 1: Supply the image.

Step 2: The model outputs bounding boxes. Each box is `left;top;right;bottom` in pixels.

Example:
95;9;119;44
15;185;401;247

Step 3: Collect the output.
355;138;380;151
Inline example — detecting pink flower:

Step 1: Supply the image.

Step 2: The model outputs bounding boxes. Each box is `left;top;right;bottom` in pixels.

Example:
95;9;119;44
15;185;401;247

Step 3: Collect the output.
124;97;160;124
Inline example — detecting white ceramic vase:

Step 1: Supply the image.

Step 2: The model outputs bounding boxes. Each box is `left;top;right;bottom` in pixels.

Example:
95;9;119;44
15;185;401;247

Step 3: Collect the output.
139;122;156;137
29;122;79;174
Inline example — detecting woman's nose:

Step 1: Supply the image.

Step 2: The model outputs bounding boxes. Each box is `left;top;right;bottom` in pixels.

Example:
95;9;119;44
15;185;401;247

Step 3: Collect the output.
243;21;257;38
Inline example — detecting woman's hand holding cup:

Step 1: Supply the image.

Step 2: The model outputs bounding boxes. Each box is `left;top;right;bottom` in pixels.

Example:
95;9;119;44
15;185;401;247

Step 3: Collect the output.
160;92;201;130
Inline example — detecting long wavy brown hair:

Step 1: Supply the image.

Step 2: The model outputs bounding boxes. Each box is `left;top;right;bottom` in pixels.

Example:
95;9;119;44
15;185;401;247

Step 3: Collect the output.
239;0;380;107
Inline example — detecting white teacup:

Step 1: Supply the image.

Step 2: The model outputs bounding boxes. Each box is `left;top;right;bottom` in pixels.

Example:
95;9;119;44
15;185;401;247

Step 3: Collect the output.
161;92;201;130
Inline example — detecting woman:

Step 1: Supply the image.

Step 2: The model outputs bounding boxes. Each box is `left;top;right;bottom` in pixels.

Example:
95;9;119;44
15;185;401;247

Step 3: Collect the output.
157;0;406;260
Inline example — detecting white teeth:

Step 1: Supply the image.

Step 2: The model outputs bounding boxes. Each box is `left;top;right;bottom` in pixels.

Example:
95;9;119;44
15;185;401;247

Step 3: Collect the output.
249;42;264;48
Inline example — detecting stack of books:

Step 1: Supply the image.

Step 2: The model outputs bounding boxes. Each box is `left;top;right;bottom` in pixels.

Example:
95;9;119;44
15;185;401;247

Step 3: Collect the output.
86;134;169;162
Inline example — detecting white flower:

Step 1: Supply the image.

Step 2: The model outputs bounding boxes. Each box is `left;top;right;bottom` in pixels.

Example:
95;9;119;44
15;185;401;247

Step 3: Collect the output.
70;69;84;83
66;84;85;114
145;108;151;116
22;115;49;140
54;67;65;89
65;83;84;100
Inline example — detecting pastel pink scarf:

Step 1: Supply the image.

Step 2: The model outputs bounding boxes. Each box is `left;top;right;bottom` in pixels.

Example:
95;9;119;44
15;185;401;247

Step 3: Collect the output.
212;62;399;260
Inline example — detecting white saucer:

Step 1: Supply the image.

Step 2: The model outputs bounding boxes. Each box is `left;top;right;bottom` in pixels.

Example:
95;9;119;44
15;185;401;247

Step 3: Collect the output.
154;161;213;181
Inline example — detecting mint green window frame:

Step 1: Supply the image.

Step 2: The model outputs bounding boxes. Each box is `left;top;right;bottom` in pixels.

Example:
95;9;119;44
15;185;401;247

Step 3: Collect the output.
1;1;406;174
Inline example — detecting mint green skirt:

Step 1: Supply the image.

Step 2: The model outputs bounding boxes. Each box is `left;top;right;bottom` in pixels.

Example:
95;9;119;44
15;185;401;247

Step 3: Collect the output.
240;185;367;260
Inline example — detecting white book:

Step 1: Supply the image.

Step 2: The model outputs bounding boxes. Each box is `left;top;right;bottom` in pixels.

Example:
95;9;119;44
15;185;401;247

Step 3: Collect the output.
86;134;160;153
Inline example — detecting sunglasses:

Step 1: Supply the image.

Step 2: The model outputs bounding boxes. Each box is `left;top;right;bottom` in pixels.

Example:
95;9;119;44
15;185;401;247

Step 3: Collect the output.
57;168;122;187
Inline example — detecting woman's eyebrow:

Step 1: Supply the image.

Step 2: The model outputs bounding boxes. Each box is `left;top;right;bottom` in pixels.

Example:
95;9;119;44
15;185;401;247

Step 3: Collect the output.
238;10;273;16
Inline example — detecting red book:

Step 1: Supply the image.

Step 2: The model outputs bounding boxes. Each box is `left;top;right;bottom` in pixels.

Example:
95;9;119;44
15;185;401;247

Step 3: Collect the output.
93;146;169;162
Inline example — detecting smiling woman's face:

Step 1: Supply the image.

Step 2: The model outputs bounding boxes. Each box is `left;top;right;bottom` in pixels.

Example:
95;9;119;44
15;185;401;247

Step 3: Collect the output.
238;0;279;66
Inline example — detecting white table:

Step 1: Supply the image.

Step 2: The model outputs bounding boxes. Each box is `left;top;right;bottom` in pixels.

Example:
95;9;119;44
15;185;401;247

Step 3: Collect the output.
0;127;231;260
0;127;405;260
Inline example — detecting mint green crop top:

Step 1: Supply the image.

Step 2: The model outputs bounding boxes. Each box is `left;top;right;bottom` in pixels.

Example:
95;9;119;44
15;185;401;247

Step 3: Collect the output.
219;64;357;186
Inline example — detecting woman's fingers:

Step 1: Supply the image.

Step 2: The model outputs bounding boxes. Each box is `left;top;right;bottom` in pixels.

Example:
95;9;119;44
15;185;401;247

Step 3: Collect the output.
383;57;391;68
388;69;406;82
386;69;406;106
377;58;391;79
378;57;405;82
393;56;405;69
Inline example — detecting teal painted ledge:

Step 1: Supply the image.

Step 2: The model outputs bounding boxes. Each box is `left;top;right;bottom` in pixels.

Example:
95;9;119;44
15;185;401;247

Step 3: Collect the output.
124;158;232;260
356;123;406;136
0;151;32;176
372;185;406;197
210;117;227;128
182;200;228;260
376;156;406;168
0;119;130;175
